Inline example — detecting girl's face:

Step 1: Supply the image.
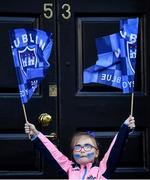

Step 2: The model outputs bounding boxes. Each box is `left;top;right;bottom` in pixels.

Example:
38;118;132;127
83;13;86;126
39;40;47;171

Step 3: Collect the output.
72;135;99;165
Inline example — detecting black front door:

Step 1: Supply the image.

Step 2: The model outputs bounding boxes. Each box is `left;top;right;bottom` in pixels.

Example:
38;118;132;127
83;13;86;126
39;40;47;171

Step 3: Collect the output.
0;0;58;178
58;0;150;179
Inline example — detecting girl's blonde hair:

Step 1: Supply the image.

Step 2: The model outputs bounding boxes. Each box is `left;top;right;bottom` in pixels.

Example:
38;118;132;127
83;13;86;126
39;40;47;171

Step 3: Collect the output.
70;132;99;148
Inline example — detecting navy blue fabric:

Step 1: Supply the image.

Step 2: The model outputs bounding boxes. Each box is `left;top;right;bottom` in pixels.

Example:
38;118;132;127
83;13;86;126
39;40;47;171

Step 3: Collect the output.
103;124;130;178
32;137;67;178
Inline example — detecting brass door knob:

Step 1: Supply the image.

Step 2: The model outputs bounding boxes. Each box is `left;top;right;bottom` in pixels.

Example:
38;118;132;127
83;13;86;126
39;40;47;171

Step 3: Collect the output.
38;113;52;126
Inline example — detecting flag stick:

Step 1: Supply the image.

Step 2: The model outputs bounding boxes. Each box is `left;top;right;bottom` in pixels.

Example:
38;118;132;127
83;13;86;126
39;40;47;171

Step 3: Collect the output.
130;93;134;116
22;104;28;123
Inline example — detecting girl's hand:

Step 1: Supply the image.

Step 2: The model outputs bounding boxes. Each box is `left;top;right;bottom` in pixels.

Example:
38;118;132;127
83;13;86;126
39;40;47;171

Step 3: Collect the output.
124;115;135;130
24;122;39;136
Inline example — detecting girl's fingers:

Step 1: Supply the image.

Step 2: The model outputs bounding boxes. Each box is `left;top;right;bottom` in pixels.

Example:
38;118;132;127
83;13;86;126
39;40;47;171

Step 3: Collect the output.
24;123;32;134
128;116;135;129
129;117;134;121
129;122;136;129
129;120;135;125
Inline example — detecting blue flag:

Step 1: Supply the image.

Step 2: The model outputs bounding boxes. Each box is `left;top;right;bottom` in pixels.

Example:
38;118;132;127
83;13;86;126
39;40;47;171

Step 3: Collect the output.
83;18;139;93
9;28;53;103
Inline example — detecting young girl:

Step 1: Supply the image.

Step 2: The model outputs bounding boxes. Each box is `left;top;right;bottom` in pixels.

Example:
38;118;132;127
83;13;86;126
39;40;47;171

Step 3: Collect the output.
24;115;135;179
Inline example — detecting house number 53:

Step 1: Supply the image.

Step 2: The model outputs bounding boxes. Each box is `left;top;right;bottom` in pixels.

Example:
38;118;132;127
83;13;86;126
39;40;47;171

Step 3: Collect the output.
43;3;71;20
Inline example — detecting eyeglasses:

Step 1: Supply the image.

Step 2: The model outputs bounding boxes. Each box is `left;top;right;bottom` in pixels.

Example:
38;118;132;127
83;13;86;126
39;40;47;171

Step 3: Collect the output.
73;143;97;152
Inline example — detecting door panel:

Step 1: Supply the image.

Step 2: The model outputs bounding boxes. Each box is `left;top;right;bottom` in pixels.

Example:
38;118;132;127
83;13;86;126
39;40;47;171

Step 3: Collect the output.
58;0;150;178
0;0;58;178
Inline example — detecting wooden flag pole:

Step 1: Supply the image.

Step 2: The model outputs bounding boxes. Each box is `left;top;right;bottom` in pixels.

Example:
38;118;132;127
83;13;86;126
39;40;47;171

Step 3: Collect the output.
22;104;28;123
130;93;134;116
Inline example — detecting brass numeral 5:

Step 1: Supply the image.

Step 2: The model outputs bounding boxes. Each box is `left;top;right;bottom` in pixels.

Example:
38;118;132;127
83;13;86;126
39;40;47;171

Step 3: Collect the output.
44;3;53;19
